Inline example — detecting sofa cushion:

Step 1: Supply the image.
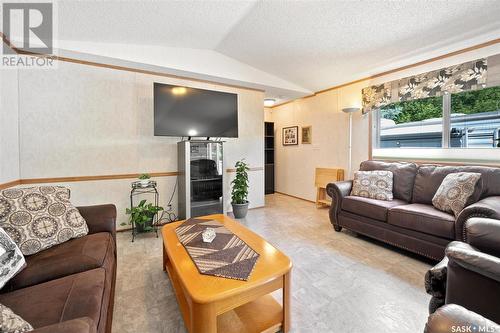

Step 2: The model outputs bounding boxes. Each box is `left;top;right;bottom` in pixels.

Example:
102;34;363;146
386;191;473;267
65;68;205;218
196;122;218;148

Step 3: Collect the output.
388;204;455;239
351;170;394;201
342;196;407;221
0;269;104;330
4;232;114;292
413;165;500;205
360;160;418;202
0;186;88;255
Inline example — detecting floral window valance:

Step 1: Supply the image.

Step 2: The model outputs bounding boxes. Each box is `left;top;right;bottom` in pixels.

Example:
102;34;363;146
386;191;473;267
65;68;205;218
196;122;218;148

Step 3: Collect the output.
361;83;392;114
362;58;487;114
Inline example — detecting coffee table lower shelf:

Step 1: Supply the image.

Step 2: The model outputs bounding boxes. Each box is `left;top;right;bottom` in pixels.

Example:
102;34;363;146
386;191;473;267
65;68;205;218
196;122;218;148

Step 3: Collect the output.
216;295;282;333
164;255;285;333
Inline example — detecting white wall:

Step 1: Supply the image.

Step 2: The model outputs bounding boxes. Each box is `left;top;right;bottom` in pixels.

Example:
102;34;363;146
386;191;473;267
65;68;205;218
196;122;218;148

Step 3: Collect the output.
0;69;20;184
264;107;273;122
271;85;368;202
271;44;500;202
5;61;264;228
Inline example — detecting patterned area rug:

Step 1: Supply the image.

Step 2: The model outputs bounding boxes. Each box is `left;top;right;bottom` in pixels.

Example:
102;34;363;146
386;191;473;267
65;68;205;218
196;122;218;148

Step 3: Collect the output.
175;218;259;281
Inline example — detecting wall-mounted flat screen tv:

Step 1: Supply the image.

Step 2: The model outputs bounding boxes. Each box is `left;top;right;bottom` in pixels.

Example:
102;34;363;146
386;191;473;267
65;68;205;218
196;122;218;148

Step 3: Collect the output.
154;83;238;137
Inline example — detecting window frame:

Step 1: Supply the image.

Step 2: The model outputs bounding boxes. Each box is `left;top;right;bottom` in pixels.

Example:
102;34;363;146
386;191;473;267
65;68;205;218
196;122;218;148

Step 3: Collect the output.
373;91;498;150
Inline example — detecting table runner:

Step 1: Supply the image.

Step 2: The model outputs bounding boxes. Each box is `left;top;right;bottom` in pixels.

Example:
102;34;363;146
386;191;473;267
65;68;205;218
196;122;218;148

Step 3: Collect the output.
175;218;259;281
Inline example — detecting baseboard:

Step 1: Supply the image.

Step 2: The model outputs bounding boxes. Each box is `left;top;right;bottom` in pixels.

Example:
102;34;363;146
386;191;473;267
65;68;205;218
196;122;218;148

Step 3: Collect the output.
274;191;315;204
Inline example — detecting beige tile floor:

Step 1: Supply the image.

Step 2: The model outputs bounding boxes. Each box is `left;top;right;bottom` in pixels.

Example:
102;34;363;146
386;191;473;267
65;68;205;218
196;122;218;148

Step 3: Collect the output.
112;193;432;333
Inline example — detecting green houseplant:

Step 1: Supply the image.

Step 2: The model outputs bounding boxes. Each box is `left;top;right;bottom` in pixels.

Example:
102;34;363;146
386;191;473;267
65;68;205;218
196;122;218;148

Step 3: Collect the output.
123;199;163;232
231;159;250;219
138;173;151;186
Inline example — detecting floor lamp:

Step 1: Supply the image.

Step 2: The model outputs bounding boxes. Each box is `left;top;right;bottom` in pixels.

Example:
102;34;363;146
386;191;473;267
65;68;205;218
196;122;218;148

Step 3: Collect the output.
342;107;360;179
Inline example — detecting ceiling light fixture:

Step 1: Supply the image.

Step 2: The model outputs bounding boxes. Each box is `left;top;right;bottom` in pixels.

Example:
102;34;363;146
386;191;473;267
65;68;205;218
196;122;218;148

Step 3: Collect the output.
264;98;276;107
172;86;187;95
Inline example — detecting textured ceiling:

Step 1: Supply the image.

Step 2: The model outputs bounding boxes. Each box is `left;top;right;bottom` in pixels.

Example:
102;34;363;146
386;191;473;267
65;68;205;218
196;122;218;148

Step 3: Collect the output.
57;0;500;94
58;0;257;49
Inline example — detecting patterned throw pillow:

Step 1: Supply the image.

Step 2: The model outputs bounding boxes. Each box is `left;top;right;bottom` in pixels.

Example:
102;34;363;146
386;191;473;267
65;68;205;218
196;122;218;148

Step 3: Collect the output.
351;170;394;201
0;186;88;256
0;303;33;332
0;227;26;289
432;172;482;217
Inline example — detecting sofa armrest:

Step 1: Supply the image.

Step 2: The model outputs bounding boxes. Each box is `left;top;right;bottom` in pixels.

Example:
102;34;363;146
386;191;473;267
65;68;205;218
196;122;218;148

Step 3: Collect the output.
446;241;500;284
425;257;448;314
425;257;448;298
326;181;353;228
456;196;500;241
32;318;96;333
425;304;500;333
77;204;116;240
465;218;500;258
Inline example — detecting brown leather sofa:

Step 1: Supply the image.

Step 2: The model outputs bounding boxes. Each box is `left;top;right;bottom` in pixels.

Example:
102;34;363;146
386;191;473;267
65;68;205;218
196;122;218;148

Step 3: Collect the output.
327;160;500;260
426;217;500;323
0;204;117;333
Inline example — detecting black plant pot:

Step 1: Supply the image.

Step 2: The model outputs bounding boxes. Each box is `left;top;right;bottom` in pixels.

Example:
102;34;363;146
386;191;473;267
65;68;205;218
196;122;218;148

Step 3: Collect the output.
135;218;154;233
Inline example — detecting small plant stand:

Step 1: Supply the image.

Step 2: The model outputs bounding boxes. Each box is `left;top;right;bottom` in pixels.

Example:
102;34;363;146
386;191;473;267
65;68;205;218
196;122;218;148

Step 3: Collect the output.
130;180;159;242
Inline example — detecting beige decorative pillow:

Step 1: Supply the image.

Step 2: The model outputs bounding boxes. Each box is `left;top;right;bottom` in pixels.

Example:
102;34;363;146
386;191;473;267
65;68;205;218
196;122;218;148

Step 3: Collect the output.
0;227;26;289
432;172;482;217
0;303;33;332
351;170;394;201
0;186;88;256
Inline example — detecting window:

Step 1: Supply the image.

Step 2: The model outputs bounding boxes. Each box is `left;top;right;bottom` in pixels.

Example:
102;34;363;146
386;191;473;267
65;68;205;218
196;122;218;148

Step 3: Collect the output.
374;86;500;149
378;96;443;148
450;86;500;148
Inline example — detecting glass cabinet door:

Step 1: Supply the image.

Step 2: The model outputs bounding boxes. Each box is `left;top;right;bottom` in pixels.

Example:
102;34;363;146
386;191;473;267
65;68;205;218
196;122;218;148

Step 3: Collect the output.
189;142;223;217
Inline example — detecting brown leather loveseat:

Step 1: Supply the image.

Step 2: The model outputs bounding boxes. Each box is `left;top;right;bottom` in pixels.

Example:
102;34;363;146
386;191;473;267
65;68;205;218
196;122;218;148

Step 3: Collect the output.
424;217;500;332
327;160;500;260
0;204;117;333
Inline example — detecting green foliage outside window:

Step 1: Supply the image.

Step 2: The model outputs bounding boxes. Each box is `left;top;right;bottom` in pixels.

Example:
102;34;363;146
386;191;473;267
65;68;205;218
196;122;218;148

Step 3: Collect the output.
380;86;500;125
451;86;500;115
380;97;442;124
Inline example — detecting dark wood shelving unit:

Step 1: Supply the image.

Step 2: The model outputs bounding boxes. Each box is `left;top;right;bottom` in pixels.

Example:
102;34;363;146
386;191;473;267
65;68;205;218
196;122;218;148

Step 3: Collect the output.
265;122;275;194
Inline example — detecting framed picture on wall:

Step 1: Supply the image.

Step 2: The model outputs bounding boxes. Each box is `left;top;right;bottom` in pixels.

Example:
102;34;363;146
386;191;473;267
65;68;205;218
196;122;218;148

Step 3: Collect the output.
282;126;298;146
302;126;312;144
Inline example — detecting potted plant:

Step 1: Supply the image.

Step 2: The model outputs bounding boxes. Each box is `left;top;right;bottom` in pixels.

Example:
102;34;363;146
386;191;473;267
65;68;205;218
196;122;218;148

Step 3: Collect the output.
138;173;151;186
123;199;163;233
231;160;250;219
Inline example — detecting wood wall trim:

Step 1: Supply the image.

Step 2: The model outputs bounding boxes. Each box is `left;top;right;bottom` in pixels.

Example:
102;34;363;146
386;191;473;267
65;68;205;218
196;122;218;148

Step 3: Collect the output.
271;37;500;109
19;172;180;185
0;180;21;190
0;32;264;94
226;167;264;173
0;172;179;190
0;167;266;190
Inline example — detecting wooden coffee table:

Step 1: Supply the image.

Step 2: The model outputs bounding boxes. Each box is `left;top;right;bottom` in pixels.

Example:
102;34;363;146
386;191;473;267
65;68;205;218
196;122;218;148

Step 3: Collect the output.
162;214;292;333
